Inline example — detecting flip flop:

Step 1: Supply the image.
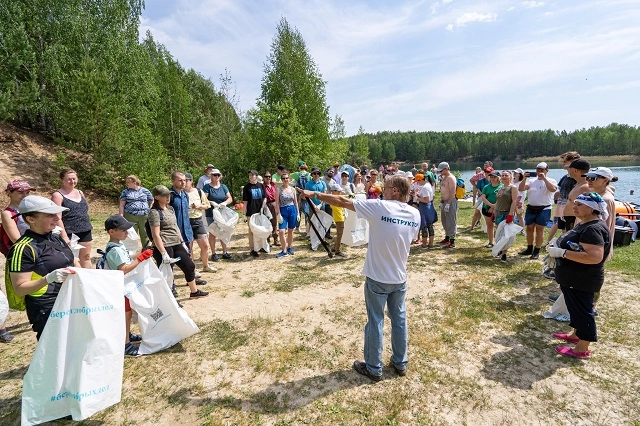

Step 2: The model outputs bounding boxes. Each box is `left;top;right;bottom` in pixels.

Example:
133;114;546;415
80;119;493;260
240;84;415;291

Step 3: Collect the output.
555;346;590;359
552;333;580;343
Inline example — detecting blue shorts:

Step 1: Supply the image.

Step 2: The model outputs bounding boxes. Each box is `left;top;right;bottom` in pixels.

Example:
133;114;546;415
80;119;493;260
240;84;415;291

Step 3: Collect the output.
525;206;551;226
279;205;297;230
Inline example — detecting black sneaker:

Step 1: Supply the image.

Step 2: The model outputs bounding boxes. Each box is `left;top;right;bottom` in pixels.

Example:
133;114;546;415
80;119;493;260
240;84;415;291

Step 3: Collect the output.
195;279;207;286
392;364;406;377
171;284;179;298
222;252;233;260
519;248;533;256
250;250;259;257
210;253;220;262
442;242;456;249
325;235;333;240
189;289;209;298
530;252;540;260
259;248;267;253
548;294;560;302
352;361;382;382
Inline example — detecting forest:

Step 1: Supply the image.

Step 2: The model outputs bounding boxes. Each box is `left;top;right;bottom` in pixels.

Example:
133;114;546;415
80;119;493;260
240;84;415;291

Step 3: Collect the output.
2;1;639;196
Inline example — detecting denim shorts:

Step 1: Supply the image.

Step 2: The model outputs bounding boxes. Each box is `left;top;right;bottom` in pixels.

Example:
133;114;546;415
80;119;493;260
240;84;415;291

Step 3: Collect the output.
525;206;551;226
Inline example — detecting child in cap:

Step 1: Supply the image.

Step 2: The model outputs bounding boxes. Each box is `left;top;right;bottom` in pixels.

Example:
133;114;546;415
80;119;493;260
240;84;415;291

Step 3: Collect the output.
103;215;155;356
330;184;347;257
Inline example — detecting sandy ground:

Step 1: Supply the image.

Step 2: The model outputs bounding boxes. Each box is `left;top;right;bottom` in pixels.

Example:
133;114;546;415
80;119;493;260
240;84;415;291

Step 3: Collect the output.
1;122;639;425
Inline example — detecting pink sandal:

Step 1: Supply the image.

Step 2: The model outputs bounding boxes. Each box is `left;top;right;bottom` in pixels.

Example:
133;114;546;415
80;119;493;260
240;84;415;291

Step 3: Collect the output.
552;333;580;343
556;346;590;359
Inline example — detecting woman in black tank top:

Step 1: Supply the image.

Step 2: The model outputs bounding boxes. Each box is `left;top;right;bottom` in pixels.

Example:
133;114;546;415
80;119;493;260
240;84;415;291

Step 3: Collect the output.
51;168;93;268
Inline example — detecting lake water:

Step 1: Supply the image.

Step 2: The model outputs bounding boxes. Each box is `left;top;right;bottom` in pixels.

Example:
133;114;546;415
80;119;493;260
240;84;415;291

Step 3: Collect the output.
452;162;640;205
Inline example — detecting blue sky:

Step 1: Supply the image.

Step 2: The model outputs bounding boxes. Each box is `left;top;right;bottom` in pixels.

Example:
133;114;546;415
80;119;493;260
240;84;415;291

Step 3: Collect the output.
140;0;640;137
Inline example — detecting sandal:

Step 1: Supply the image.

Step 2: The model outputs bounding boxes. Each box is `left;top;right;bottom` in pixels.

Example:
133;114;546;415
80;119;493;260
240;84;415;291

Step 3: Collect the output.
556;346;590;359
129;332;142;342
124;342;140;357
552;333;579;343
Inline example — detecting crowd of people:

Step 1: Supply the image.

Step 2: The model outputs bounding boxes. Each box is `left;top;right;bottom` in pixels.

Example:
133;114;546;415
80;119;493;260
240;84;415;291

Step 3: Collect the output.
0;154;620;367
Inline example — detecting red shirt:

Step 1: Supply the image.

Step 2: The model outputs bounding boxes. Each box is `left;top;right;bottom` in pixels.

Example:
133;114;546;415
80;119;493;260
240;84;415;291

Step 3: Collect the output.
264;182;277;202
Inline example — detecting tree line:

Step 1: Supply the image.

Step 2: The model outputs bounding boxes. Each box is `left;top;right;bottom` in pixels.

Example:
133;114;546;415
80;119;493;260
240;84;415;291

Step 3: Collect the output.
2;2;638;197
350;123;640;166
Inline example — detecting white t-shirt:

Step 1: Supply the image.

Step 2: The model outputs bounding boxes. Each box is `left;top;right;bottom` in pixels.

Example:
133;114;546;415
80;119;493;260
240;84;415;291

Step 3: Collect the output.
418;183;434;202
525;177;557;208
353;199;420;284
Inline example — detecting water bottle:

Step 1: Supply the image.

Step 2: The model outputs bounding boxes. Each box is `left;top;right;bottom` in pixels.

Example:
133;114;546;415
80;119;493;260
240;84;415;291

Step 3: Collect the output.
567;241;583;252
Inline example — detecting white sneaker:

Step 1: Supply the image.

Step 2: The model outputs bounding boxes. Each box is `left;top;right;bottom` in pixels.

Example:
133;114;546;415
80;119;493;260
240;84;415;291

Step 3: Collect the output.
194;269;202;278
201;265;217;273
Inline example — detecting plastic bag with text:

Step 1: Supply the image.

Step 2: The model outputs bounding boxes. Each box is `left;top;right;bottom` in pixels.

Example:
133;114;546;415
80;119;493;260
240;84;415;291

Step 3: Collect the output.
207;206;238;244
125;259;199;355
21;268;125;425
307;210;334;251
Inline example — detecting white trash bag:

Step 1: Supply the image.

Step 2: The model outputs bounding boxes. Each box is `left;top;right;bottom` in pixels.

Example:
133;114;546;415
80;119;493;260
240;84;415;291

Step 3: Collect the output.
68;234;86;259
249;213;272;253
542;292;570;322
307;210;334;251
22;268;125;425
343;194;369;246
122;227;140;254
124;259;199;355
0;289;9;326
207;206;238;245
492;221;523;257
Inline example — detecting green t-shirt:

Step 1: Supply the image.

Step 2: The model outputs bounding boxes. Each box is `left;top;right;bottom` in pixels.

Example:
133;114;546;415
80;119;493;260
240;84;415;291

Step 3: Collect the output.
482;183;503;207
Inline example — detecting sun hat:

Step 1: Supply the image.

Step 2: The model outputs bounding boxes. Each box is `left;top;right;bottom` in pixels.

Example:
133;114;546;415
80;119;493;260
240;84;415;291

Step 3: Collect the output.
536;162;548;169
582;167;614;181
105;215;134;231
205;164;215;169
209;168;221;176
151;185;171;196
436;162;450;172
18;195;68;215
6;179;35;192
333;162;340;167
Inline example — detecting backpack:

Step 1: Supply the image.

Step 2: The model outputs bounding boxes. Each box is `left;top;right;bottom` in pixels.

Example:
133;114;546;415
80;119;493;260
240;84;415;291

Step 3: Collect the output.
95;245;117;270
297;171;310;190
455;178;466;199
144;208;164;248
0;207;19;256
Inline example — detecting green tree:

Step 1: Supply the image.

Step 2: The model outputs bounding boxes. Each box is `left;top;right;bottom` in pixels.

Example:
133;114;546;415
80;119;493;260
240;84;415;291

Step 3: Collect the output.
252;17;331;169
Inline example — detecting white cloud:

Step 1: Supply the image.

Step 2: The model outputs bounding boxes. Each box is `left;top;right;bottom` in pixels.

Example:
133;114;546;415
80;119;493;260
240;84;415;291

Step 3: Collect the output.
446;23;454;31
522;1;544;8
455;12;497;27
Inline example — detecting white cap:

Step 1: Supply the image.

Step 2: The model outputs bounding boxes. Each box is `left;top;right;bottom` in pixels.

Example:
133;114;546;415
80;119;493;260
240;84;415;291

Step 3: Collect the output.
514;168;524;175
437;162;450;172
18;195;69;215
209;168;221;175
404;171;414;177
582;167;614;181
536;162;548;169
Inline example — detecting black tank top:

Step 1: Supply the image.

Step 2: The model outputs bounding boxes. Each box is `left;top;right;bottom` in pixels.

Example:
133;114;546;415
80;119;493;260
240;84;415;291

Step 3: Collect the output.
56;191;93;234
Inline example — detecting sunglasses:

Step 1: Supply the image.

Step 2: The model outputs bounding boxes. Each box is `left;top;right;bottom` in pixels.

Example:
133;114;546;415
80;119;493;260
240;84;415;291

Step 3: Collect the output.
311;172;320;175
585;176;605;182
212;173;221;177
264;176;271;178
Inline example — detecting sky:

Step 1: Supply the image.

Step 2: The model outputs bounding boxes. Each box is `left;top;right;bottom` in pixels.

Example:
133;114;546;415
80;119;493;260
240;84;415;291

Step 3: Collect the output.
140;0;640;137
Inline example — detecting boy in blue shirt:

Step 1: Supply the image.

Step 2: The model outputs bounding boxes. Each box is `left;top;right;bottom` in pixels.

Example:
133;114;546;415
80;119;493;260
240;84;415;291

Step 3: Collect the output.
104;215;154;356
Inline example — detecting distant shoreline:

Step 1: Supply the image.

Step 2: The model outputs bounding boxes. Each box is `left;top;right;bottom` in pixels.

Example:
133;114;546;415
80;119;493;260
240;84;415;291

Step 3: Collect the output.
523;154;640;163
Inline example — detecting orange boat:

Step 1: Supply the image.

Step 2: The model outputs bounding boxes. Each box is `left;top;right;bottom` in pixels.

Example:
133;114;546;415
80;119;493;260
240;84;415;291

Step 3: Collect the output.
615;201;637;219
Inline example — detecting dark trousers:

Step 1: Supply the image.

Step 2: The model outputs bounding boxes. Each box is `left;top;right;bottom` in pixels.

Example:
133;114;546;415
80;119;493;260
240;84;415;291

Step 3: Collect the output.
323;204;332;237
562;286;597;342
153;243;196;283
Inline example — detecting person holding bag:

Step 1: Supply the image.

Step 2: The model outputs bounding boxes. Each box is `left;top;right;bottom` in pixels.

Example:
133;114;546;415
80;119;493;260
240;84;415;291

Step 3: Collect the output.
147;185;208;300
7;196;79;340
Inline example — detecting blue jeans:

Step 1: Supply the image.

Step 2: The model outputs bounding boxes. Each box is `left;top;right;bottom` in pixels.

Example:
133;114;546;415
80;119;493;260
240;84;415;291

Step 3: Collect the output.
364;277;408;375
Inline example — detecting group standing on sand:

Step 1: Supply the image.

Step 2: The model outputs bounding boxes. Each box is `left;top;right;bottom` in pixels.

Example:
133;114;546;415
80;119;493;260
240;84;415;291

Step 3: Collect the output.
0;155;621;369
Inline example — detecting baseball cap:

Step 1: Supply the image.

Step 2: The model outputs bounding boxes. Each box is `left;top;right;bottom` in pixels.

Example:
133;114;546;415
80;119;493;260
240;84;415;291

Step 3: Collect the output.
310;167;321;174
152;185;171;196
330;183;344;193
414;173;425;181
105;215;134;231
184;173;193;181
568;159;591;171
18;195;68;215
341;170;349;176
298;161;306;167
248;170;258;176
514;168;524;175
206;164;215;169
6;179;35;192
437;162;450;172
489;170;501;177
582;167;614;181
536;162;548;169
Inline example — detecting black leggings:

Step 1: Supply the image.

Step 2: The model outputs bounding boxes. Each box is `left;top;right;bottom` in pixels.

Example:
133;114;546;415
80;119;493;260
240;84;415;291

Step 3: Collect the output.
153;243;196;283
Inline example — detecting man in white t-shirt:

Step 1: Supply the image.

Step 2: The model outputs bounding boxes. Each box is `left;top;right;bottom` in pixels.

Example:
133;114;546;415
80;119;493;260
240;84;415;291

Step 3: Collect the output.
298;175;420;381
518;162;558;259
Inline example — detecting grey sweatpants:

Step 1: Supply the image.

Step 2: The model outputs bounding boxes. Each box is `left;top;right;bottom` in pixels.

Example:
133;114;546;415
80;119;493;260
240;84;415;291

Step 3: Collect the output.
440;199;458;238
